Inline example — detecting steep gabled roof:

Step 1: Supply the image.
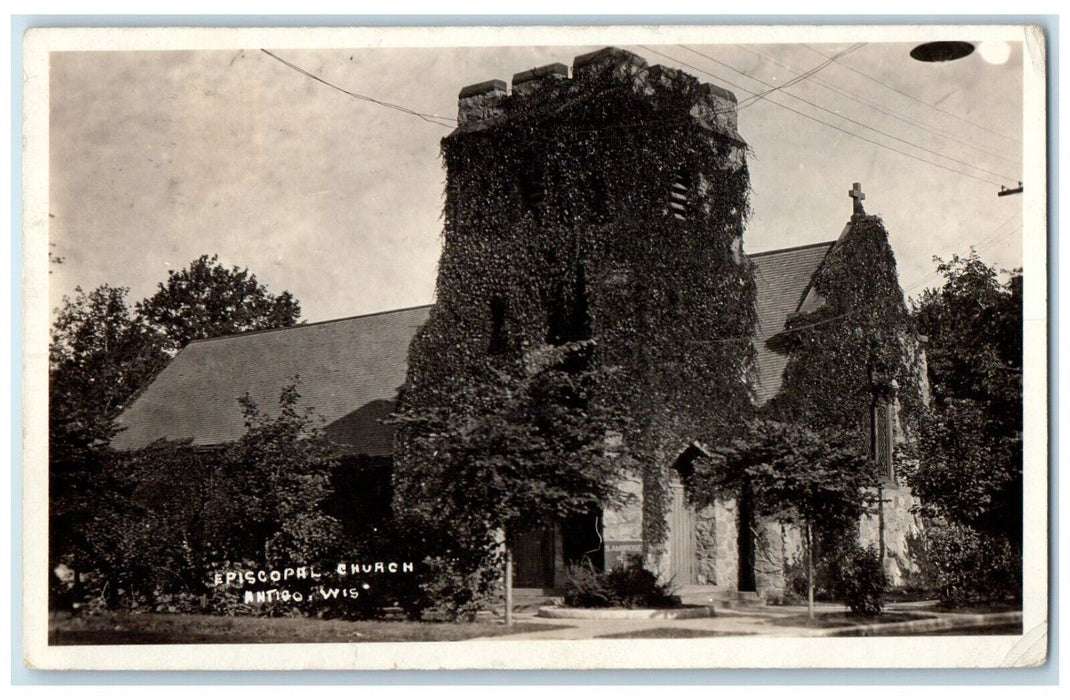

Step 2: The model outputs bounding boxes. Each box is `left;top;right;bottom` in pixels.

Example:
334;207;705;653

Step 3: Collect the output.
112;305;431;453
748;241;836;405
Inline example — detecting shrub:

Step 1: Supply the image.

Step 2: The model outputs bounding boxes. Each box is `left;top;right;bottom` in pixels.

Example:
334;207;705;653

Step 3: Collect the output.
397;553;503;622
605;557;681;608
830;545;888;616
782;527;860;605
922;521;1021;607
783;555;838;604
563;555;680;609
782;557;809;604
563;560;614;608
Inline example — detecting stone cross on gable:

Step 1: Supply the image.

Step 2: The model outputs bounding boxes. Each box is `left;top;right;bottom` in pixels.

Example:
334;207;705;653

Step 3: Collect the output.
849;182;866;215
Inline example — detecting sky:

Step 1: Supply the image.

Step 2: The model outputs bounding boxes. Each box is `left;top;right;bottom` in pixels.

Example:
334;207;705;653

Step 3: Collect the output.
48;34;1028;324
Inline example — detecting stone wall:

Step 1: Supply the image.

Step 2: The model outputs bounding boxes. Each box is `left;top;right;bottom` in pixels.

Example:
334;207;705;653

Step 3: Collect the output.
753;519;789;601
603;478;644;571
603;478;643;542
859;481;924;586
694;497;738;587
608;479;926;596
696;508;795;601
765;483;923;594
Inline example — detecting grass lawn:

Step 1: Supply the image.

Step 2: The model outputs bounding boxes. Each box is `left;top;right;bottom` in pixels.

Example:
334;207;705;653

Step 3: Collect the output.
48;612;565;645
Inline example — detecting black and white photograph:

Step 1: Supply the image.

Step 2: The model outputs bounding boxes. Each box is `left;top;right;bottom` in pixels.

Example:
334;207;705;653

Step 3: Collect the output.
21;24;1047;670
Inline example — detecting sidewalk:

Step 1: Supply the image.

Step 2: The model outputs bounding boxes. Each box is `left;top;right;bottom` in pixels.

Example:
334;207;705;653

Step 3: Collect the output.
466;602;1022;640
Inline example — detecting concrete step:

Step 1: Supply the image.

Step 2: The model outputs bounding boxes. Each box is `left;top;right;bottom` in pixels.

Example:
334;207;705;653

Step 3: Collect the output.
511;588;564;612
677;586;764;608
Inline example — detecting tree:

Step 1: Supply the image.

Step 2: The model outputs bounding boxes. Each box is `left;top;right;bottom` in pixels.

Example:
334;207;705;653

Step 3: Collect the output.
58;380;343;611
136;254;301;354
207;379;343;568
392;341;636;622
50;257;303;452
908;252;1022;547
48;285;167;595
913;252;1022;409
688;418;876;620
50;285;168;436
89;440;215;608
49;257;304;607
903;252;1022;604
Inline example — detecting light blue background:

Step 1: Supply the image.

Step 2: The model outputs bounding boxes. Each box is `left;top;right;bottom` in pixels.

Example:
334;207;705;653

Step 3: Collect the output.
10;13;1059;686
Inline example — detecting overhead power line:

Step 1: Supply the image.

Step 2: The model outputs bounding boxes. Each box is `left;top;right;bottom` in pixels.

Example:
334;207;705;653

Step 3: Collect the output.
736;45;1022;166
640;45;1005;187
894;221;1023;298
969;211;1023;253
680;46;1019;183
639;44;761;98
261;44;1010;188
260;49;457;128
735;43;865;109
800;43;1022;146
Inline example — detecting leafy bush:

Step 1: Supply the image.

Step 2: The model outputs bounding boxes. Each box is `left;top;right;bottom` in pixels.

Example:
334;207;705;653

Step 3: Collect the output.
564;555;680;609
782;557;809;604
782;553;847;605
563;561;614;608
830;546;888;615
606;563;681;609
783;555;837;604
397;553;503;622
921;521;1021;606
781;524;861;605
50;381;351;615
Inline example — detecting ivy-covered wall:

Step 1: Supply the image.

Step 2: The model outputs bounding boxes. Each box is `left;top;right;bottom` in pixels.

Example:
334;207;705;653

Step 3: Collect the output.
765;213;927;459
396;48;758;554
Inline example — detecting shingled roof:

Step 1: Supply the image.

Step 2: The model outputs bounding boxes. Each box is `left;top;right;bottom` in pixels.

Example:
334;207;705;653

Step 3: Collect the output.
749;240;836;405
112;305;431;453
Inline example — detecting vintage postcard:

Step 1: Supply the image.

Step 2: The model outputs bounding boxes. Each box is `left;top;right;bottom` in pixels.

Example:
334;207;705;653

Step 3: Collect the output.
21;24;1048;670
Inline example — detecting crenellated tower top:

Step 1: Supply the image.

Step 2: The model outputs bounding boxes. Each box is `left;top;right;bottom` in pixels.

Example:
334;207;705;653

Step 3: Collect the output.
454;47;742;143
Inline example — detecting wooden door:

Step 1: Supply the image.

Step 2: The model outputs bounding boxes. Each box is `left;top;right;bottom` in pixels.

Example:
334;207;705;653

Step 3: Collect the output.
668;482;696;585
512;527;554;588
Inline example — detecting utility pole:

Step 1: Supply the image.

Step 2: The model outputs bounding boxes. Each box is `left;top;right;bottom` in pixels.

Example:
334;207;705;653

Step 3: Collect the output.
998;182;1023;197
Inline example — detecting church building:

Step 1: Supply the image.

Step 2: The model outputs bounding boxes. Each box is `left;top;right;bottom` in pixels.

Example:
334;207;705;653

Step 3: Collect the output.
114;48;926;602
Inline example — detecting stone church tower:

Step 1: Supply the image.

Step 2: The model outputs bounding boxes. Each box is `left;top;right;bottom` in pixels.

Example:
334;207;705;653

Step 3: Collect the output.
399;47;758;591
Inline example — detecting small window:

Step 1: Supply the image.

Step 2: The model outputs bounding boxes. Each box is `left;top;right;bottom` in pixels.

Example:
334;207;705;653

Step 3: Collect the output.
670;170;691;221
518;161;546;215
546;264;590;347
488;297;508;355
872;401;895;480
585;171;610;222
